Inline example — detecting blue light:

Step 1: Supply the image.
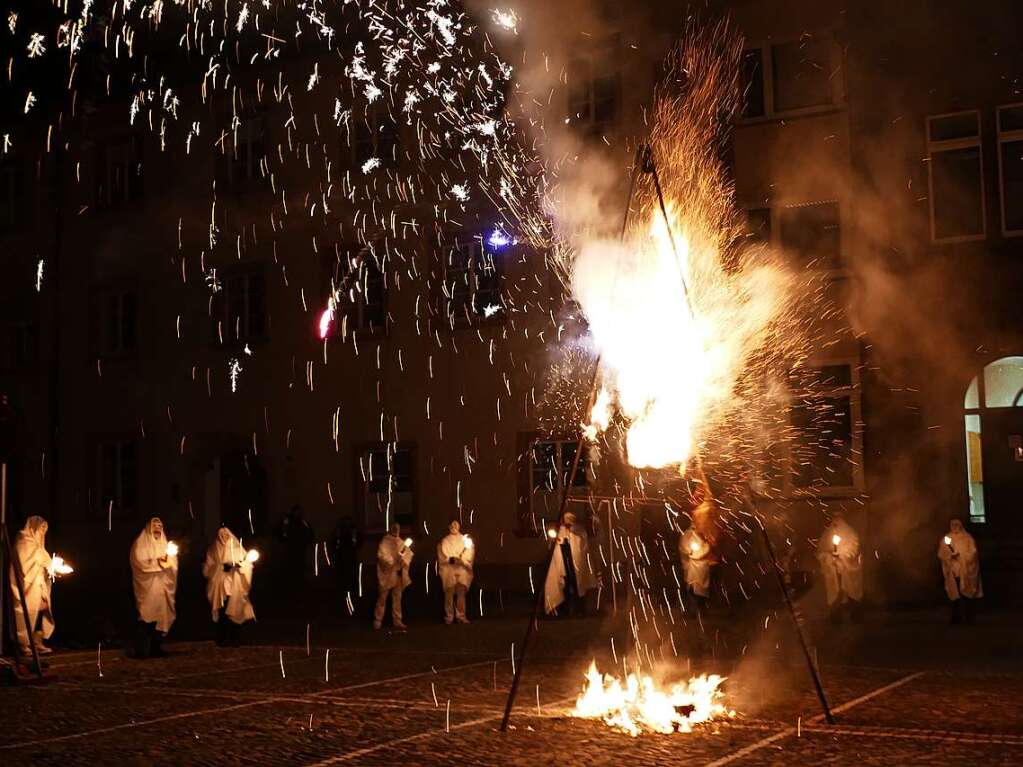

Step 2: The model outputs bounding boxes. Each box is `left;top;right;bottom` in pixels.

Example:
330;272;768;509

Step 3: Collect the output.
487;226;514;250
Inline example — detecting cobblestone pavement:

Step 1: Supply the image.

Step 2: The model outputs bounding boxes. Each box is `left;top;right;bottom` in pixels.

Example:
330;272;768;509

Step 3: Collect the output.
3;614;1023;766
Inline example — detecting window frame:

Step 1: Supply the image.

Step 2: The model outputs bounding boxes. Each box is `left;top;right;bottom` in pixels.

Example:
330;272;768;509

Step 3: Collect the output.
90;284;140;361
926;109;986;244
783;359;864;498
742;201;845;275
350;103;399;170
739;32;845;124
217;266;268;347
440;232;506;329
95;437;139;521
996;103;1023;237
525;437;591;529
356;442;417;535
95;134;143;210
566;57;622;136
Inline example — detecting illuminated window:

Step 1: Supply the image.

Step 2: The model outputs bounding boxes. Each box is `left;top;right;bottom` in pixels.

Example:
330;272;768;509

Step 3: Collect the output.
962;356;1023;524
927;111;984;242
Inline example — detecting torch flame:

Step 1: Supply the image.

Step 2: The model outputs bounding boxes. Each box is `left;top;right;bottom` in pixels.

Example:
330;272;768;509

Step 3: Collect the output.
573;661;732;736
547;528;557;540
245;549;260;563
166;541;179;557
832;534;841;547
50;555;74;576
944;536;952;546
404;538;413;548
463;534;473;550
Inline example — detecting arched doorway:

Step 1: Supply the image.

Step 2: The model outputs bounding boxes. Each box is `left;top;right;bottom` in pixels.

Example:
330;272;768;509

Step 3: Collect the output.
964;356;1023;527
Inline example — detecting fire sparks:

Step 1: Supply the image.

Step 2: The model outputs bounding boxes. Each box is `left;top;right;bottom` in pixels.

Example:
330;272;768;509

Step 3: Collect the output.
573;661;732;736
573;21;804;475
49;555;74;577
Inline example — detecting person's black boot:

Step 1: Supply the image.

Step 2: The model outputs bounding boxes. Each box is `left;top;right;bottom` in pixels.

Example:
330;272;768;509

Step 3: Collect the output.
134;621;152;659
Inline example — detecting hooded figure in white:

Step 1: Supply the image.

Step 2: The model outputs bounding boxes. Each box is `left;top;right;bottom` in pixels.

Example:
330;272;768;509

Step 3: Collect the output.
544;512;597;615
131;517;178;635
679;526;712;599
817;513;864;608
10;516;55;655
437;520;474;624
203;526;256;635
939;519;982;602
375;523;413;630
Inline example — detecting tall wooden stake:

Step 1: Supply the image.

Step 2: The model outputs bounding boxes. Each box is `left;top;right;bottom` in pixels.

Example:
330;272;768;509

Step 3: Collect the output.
500;147;644;732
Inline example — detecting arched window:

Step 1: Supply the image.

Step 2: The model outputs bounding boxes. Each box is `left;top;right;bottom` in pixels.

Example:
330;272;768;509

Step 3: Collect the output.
964;356;1023;523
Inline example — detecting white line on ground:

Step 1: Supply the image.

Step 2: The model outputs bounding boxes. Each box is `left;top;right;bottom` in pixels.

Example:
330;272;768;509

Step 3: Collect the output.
303;696;577;766
0;657;505;750
703;671;926;767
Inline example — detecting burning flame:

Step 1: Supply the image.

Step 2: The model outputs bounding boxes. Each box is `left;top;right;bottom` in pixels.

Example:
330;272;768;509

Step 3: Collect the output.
49;555;74;577
573;661;732;736
463;534;473;550
944;535;952;546
832;534;841;547
166;541;179;557
245;548;260;563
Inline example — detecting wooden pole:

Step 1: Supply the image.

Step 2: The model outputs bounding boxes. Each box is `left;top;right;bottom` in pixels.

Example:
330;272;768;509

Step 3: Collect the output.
500;147;645;732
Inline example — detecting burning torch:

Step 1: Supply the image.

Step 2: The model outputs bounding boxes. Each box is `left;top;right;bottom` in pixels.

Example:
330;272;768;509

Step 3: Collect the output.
48;554;74;579
944;535;957;556
831;534;841;557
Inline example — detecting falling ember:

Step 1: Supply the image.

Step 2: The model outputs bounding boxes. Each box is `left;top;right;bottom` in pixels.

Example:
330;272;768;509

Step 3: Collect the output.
572;661;732;737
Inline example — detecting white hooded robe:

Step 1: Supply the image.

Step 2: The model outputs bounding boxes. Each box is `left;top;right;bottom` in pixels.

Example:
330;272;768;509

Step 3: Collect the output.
203;528;256;624
544;523;597;614
437;533;474;590
679;528;712;598
938;522;983;600
817;518;864;606
130;518;178;633
377;535;413;591
10;516;55;644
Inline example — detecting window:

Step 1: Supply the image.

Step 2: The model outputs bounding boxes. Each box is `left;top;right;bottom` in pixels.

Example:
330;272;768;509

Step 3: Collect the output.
741;33;841;121
221;117;265;188
741;50;765;119
97;440;138;519
744;207;772;246
787;363;862;495
0;159;22;231
771;36;834;113
92;290;138;358
352;107;398;169
442;234;505;326
567;59;620;135
95;136;143;208
524;438;590;531
321;246;388;338
779;201;841;270
218;269;266;344
1;322;38;372
359;444;415;532
997;104;1023;235
927;111;984;242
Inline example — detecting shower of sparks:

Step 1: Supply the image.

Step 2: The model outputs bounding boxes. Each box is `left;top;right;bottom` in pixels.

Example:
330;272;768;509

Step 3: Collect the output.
229;358;243;393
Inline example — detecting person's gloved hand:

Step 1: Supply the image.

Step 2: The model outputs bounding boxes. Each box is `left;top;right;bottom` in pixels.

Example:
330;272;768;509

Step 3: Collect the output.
449;557;457;565
223;563;234;573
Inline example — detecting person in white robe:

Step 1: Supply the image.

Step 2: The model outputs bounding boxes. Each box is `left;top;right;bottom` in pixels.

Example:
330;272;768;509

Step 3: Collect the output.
679;525;713;609
817;512;863;621
544;512;597;616
203;526;256;646
9;516;56;656
130;517;178;658
938;519;982;624
375;523;412;630
437;520;474;624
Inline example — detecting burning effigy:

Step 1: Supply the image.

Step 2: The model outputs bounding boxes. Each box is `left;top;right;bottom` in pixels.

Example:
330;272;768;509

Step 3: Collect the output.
572;661;734;737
